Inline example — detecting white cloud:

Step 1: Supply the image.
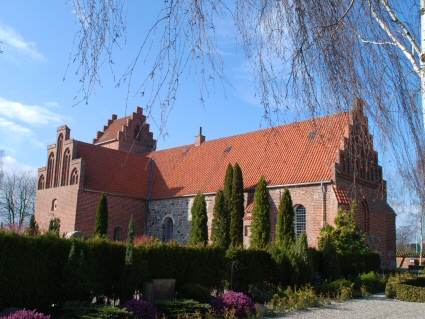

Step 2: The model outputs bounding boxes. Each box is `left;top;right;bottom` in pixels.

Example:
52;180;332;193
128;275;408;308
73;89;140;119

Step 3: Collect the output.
44;101;60;108
0;117;45;149
0;117;33;136
1;155;37;175
0;22;45;61
0;97;65;126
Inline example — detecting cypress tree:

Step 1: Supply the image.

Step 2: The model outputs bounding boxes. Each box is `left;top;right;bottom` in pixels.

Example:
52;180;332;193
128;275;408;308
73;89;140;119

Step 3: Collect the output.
250;176;271;249
211;189;229;247
230;162;244;247
189;192;208;245
125;215;135;266
27;214;39;236
223;163;233;246
48;217;60;236
94;193;108;238
276;188;295;244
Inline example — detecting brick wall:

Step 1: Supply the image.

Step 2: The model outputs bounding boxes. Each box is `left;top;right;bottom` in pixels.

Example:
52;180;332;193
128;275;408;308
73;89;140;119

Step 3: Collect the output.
75;190;147;241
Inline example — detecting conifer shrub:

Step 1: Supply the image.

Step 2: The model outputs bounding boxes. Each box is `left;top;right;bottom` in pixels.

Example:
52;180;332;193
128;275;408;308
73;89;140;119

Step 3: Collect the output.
123;299;156;319
189;192;208;245
230;163;244;247
211;190;228;247
48;218;60;236
212;291;256;318
94;193;108;238
250;176;271;249
60;301;132;319
1;310;51;319
276;188;295;244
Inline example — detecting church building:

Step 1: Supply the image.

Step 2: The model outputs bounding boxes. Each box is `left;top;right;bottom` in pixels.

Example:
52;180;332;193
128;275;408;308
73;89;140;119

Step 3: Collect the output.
35;99;396;267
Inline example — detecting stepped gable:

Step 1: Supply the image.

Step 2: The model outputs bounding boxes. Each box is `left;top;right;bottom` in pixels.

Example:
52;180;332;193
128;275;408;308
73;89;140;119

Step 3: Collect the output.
148;111;351;199
93;107;156;154
75;141;152;198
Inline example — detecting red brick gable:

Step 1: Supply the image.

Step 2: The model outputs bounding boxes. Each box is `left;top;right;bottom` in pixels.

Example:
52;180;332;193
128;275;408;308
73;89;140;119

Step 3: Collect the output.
95;116;130;144
148;112;350;199
75;141;151;198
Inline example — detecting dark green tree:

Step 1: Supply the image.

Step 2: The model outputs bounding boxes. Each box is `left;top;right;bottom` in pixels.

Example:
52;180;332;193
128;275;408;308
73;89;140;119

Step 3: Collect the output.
189;192;208;245
48;217;60;236
318;200;368;253
250;176;271;249
319;231;341;280
125;215;135;266
276;188;295;244
230;162;244;246
94;193;108;238
292;231;313;285
26;214;39;237
211;189;229;247
223;163;233;246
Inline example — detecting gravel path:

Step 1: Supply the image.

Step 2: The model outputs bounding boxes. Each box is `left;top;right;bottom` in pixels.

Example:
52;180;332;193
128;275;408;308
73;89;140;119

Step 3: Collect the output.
274;293;425;318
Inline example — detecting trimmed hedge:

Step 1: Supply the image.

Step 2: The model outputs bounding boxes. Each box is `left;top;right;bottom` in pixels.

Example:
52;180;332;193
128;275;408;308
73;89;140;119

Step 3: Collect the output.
0;231;381;311
386;277;425;302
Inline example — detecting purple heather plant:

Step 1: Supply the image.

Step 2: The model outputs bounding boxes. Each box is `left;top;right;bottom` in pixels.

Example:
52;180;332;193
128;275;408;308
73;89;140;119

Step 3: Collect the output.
2;309;51;319
212;291;256;318
123;299;156;319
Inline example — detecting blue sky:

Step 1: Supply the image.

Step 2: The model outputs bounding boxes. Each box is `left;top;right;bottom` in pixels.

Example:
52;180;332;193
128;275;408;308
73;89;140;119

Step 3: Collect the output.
0;1;409;224
0;1;270;174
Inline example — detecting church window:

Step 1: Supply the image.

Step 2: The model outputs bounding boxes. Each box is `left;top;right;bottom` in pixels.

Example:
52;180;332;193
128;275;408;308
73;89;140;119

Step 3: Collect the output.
162;217;173;242
61;148;71;186
294;205;306;236
38;175;45;190
46;153;55;189
70;168;79;185
54;134;63;187
113;227;122;241
52;199;58;211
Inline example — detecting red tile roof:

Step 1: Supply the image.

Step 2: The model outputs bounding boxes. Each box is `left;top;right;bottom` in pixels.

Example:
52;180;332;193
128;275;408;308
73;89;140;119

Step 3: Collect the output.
148;112;349;199
333;187;351;205
95;116;130;144
76;141;151;197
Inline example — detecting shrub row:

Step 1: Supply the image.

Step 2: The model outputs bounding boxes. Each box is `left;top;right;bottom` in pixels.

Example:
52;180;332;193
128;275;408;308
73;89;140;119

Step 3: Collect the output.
386;277;425;302
0;231;380;310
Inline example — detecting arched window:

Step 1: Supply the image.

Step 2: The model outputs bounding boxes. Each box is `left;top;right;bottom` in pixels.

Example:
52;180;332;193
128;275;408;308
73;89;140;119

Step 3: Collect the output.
38;174;45;190
51;199;58;211
362;200;370;233
162;217;173;242
294;205;306;236
54;134;63;187
70;168;79;185
46;153;55;189
114;227;122;241
61;148;71;186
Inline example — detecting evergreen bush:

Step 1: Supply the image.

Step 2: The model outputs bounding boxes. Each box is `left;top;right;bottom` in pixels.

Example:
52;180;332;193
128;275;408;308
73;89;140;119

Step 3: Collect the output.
94;193;108;238
276;188;295;244
189;192;208;245
230;163;244;247
250;176;270;249
211;190;228;247
177;283;212;303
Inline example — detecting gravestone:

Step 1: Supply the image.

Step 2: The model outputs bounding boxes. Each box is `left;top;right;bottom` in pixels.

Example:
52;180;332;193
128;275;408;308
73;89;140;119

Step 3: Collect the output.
143;279;176;302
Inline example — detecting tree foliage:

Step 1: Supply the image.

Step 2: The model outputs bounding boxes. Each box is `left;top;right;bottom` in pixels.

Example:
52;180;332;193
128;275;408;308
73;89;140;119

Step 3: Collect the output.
0;171;36;230
318;201;368;254
48;217;60;236
223;163;233;246
276;188;295;245
94;193;108;238
250;176;270;249
230;163;244;247
26;214;39;237
211;189;229;247
126;215;135;266
190;192;208;245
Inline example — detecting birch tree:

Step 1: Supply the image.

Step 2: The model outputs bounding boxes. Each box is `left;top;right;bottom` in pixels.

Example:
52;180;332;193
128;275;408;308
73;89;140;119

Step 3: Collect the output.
0;171;36;230
70;1;425;245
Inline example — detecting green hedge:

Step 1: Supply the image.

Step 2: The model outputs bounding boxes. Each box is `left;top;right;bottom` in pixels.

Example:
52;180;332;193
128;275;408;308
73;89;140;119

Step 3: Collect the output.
386;277;425;302
0;231;381;310
339;251;380;277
